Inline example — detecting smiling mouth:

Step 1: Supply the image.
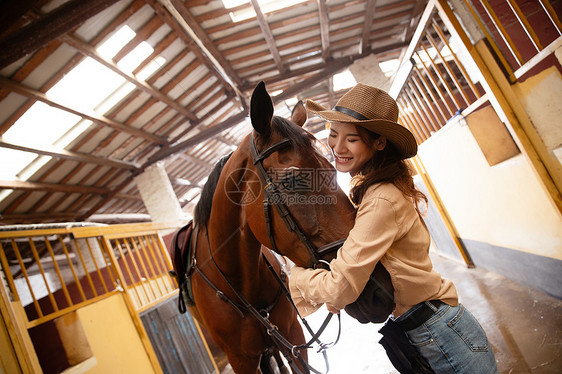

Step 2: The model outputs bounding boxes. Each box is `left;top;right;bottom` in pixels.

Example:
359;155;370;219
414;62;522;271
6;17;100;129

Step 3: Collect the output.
335;155;352;163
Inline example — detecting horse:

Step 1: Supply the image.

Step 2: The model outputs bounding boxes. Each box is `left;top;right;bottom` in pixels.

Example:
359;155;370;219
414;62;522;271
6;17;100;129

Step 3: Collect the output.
175;82;356;373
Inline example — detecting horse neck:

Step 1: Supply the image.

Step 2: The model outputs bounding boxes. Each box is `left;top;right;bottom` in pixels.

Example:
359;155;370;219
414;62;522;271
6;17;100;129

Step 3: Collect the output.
205;147;264;290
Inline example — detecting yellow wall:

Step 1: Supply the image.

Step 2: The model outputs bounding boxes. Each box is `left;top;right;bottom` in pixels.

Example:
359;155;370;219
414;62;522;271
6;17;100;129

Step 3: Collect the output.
512;67;562;158
77;293;156;374
0;310;21;374
419;117;562;260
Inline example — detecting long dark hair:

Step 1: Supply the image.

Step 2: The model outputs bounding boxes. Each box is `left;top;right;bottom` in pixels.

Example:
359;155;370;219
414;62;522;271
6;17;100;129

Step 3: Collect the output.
349;126;427;216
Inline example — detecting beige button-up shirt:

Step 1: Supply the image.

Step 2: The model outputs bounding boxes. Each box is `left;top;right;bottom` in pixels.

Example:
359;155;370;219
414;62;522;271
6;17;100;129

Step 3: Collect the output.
289;182;458;317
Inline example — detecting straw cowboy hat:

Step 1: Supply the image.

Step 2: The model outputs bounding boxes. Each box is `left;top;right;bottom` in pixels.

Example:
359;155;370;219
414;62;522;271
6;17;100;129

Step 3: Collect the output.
306;83;417;159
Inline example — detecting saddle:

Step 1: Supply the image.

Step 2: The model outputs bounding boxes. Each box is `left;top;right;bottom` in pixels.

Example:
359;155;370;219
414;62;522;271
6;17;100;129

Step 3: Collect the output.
168;221;197;313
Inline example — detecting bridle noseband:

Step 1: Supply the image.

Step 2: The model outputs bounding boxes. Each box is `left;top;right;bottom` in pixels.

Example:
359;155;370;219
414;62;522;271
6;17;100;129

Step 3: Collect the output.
250;133;344;269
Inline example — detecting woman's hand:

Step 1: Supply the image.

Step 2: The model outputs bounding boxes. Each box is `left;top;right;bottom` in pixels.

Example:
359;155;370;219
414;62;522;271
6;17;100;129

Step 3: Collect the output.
326;304;340;314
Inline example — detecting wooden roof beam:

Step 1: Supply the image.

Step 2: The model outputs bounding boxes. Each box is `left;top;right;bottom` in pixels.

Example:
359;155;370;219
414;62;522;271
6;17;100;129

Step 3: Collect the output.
0;137;139;170
272;56;355;103
317;0;332;62
0;76;167;144
0;0;121;69
0;0;42;37
250;0;287;74
59;34;198;122
156;0;246;107
360;0;379;54
0;179;111;195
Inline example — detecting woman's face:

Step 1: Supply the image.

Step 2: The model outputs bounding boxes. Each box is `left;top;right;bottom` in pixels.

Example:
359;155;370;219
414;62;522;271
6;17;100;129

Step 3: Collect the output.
327;122;376;175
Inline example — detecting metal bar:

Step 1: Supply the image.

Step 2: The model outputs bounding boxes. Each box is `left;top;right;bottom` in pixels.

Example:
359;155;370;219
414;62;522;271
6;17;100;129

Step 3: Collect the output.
136;237;165;297
122;238;152;304
84;238;109;294
27;238;58;312
403;90;433;139
44;237;73;306
478;0;524;65
73;239;98;298
131;237;163;299
506;0;542;52
97;237;117;287
114;239;142;306
414;52;455;118
460;0;513;77
147;234;174;292
539;0;562;35
146;235;175;292
58;235;87;302
407;81;441;132
420;41;462;109
399;109;424;145
397;99;426;143
155;232;178;291
0;241;19;302
405;85;439;134
411;72;448;124
431;20;480;99
426;32;471;107
11;239;43;318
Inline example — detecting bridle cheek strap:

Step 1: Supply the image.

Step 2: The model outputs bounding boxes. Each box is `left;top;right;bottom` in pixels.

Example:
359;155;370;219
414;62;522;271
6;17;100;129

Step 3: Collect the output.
250;134;324;268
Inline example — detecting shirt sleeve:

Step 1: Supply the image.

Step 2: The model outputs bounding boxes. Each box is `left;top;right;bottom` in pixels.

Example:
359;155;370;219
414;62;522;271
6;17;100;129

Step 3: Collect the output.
289;193;399;314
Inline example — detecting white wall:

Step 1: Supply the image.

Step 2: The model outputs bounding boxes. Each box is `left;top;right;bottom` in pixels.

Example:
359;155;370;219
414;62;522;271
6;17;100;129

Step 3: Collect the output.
418;117;562;260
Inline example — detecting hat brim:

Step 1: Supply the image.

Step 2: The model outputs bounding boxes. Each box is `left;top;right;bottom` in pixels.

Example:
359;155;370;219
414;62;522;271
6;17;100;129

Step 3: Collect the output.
306;99;418;159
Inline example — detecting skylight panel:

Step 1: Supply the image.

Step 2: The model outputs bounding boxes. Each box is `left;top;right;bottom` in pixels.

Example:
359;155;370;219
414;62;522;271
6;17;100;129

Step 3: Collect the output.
0;20;169;203
137;56;166;81
223;0;307;22
95;83;136;114
47;58;126;112
333;70;357;91
4;102;82;147
97;25;136;60
0;148;35;179
117;41;154;73
379;59;399;77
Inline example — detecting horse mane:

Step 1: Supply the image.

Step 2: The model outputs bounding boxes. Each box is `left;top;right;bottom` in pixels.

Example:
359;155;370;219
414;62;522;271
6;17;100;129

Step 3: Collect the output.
193;152;233;226
270;116;315;153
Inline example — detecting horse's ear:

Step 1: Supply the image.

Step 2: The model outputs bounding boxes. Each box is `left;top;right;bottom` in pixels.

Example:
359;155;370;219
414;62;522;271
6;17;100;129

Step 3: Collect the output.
250;81;273;137
291;100;306;127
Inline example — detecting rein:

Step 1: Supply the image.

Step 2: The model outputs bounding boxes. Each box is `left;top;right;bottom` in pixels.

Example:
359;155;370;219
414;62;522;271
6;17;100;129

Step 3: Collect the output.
177;134;346;374
196;229;338;374
248;133;347;372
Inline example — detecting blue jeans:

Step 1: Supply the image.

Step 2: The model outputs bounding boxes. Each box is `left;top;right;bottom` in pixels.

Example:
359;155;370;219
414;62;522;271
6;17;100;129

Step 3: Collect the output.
395;302;498;374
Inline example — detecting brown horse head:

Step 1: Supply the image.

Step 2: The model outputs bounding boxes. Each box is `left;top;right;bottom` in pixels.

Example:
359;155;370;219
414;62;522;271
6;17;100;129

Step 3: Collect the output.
190;82;356;373
243;81;356;268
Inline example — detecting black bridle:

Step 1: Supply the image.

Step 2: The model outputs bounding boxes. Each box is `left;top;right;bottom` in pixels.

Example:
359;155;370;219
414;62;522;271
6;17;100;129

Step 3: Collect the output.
249;133;345;269
177;134;347;374
247;133;352;373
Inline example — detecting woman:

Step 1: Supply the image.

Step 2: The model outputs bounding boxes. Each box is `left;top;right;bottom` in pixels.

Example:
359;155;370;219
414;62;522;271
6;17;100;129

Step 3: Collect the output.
289;84;498;373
